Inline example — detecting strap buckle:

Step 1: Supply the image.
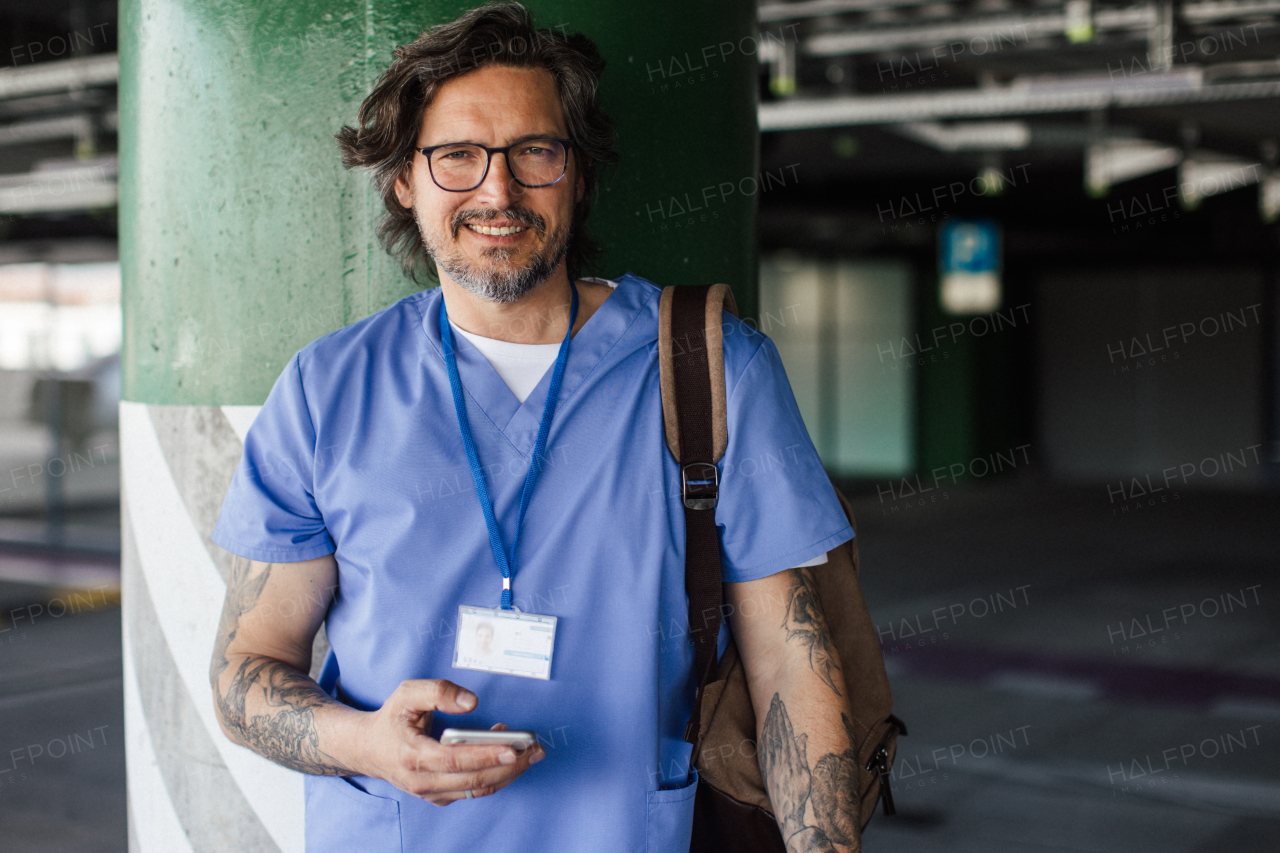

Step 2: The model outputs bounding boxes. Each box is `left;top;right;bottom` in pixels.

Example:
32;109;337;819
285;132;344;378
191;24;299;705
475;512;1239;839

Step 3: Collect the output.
681;462;719;510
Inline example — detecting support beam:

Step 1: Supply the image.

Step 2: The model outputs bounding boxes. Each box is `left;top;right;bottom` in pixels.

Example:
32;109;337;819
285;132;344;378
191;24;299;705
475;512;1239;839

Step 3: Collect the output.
803;5;1155;56
759;0;937;22
0;114;94;147
0;54;118;100
0;161;118;214
760;72;1280;129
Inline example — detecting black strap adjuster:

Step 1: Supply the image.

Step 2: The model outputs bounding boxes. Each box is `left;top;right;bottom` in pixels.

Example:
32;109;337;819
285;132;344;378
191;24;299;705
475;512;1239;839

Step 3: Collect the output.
681;462;719;510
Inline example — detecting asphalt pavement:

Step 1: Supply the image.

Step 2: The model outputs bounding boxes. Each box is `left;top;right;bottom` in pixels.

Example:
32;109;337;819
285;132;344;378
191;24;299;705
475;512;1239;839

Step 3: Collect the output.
0;572;124;852
852;476;1280;853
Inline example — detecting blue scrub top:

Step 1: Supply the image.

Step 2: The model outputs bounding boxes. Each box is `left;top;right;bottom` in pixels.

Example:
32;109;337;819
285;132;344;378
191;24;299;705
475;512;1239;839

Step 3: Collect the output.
212;273;853;853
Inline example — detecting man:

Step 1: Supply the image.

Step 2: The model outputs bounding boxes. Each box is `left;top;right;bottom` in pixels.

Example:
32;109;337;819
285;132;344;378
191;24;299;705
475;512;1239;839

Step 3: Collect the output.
209;4;861;852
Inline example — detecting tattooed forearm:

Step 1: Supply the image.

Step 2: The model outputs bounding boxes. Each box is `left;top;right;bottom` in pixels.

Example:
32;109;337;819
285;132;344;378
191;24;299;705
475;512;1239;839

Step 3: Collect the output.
780;568;844;697
759;695;861;853
211;555;347;776
215;655;347;775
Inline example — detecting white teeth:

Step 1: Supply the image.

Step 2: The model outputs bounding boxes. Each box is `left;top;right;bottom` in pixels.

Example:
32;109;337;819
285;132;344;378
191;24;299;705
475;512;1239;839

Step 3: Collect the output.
468;224;527;236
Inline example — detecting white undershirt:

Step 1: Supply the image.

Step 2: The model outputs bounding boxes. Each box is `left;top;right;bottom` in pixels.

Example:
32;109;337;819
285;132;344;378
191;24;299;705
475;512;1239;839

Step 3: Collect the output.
448;325;561;404
447;278;619;404
448;277;828;568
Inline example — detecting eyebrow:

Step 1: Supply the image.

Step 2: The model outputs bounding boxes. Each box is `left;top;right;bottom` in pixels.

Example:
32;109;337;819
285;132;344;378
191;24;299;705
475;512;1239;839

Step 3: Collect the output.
421;132;567;147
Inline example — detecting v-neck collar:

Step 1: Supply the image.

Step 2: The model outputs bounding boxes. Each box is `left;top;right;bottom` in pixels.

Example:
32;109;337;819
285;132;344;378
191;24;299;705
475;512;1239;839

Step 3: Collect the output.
418;274;654;457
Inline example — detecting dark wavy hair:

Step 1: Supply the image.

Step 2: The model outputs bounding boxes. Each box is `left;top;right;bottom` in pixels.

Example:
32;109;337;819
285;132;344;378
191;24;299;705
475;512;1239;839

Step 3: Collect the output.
336;2;619;282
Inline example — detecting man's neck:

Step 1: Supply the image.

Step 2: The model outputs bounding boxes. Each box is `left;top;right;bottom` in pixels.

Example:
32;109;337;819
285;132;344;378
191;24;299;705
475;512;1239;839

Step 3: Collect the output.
439;265;611;344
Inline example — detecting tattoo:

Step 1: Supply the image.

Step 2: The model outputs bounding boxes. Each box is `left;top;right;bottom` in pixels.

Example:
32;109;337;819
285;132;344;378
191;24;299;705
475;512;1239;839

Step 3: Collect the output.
216;656;346;775
760;694;814;839
760;696;861;853
810;720;861;847
211;556;272;683
781;568;843;697
211;556;345;776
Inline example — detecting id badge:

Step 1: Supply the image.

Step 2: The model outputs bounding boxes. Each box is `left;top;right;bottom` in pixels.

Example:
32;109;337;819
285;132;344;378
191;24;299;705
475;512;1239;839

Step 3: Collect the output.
453;605;557;680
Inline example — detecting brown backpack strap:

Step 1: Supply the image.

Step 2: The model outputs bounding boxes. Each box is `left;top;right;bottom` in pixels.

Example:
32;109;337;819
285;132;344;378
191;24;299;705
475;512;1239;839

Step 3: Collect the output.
659;283;737;464
657;284;738;751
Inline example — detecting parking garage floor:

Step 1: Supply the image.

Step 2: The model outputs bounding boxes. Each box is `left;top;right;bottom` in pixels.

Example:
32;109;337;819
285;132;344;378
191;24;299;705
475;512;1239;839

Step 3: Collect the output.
0;550;124;852
857;476;1280;852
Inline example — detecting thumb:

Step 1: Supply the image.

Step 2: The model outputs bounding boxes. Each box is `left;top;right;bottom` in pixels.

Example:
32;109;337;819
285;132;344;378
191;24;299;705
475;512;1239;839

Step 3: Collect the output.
401;678;478;715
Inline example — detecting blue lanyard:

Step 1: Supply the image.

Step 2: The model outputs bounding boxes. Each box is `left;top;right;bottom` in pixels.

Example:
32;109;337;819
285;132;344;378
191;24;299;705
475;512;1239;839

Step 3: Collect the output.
438;280;579;610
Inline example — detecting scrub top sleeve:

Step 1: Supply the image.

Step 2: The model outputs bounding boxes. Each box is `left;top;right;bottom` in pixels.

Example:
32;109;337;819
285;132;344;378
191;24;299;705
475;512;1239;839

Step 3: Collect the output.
715;338;853;583
211;353;336;563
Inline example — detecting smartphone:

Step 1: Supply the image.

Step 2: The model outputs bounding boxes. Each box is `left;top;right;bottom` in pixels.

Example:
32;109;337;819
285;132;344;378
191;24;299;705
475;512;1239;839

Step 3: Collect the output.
440;728;537;751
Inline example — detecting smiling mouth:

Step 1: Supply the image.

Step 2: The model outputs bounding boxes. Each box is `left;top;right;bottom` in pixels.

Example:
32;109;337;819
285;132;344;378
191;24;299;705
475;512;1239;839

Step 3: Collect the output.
464;223;529;236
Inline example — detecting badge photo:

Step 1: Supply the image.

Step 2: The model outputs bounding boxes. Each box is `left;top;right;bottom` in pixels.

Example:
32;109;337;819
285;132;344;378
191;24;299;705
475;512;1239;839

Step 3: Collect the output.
453;605;557;680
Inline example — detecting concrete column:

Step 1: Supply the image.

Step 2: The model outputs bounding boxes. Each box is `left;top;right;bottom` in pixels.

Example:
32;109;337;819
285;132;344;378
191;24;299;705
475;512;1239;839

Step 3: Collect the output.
118;1;758;849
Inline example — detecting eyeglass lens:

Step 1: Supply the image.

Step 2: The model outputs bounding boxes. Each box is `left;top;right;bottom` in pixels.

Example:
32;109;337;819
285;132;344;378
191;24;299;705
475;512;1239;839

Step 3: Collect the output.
430;140;566;190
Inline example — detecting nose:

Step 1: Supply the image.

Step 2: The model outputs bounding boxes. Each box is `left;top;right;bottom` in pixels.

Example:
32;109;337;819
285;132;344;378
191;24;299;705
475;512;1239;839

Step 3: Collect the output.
473;150;523;208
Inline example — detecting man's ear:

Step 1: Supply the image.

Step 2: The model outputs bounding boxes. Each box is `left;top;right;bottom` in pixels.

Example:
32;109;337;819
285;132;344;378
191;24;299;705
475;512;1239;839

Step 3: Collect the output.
575;168;586;204
393;170;414;209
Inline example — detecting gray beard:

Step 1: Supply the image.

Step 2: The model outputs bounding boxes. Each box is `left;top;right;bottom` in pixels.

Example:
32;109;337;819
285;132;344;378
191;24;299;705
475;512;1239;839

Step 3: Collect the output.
419;207;573;304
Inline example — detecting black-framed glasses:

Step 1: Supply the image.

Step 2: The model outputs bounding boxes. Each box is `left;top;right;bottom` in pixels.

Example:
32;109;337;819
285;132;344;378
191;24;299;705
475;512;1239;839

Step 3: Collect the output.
416;138;574;192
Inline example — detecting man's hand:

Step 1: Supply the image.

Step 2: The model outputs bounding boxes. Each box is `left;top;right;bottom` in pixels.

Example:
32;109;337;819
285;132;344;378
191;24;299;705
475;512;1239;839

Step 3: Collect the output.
210;556;544;805
356;678;545;806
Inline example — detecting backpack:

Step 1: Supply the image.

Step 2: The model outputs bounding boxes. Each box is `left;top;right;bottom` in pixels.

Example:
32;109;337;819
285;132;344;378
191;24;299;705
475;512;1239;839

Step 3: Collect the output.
658;283;906;852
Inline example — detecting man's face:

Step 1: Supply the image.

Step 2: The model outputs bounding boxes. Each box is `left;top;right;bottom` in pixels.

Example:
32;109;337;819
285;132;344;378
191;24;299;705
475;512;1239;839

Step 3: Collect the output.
394;64;584;303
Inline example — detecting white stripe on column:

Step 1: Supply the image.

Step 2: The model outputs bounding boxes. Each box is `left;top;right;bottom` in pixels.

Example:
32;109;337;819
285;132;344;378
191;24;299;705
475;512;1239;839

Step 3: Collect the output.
220;405;263;444
120;401;304;852
123;630;199;853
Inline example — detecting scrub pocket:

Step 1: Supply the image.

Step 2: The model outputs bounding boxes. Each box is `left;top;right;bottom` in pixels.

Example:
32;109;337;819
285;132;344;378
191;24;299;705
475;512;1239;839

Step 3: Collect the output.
305;776;403;853
646;768;699;853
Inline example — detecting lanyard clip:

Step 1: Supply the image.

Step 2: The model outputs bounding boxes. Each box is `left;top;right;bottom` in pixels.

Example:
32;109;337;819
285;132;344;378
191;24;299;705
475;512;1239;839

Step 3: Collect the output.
681;462;719;510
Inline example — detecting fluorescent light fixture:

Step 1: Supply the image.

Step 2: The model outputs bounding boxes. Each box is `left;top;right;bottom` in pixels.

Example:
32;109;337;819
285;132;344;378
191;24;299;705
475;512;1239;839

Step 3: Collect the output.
1086;139;1181;196
1178;156;1262;209
894;121;1031;151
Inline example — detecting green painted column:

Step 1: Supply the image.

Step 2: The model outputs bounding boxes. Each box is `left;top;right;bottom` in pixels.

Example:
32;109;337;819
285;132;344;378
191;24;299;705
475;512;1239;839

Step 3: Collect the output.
117;2;758;850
